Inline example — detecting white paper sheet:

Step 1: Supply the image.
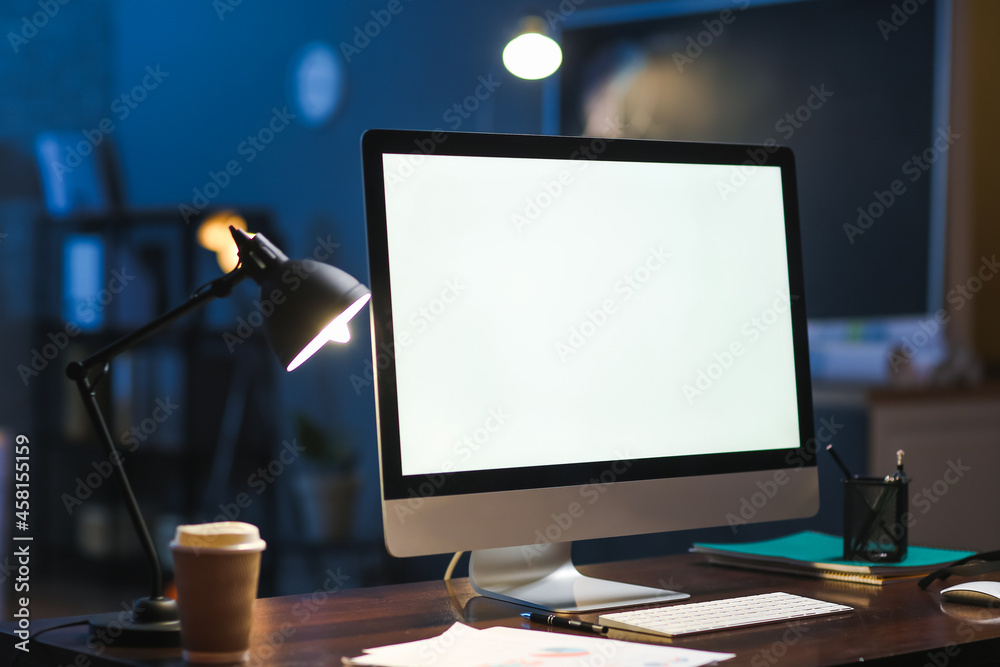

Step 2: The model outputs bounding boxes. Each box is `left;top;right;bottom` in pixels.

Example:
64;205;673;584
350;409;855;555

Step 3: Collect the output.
344;622;735;667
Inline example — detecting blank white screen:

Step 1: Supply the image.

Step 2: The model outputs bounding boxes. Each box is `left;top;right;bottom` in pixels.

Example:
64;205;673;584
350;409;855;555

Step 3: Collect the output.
382;153;800;476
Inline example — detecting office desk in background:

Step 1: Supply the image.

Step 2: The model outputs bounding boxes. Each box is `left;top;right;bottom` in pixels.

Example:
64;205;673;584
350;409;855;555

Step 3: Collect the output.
4;553;1000;667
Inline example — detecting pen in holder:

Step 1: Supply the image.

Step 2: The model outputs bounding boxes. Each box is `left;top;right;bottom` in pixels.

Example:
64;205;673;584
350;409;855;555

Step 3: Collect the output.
826;445;910;563
843;475;909;563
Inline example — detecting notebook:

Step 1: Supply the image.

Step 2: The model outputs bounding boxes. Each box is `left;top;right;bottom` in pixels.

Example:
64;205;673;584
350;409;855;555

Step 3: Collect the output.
691;531;976;585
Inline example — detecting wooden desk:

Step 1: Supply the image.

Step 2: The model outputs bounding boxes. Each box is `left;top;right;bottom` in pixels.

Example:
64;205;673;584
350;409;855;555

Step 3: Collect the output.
4;553;1000;666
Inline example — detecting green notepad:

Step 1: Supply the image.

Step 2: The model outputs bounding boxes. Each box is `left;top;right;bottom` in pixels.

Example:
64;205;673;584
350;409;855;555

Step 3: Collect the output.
692;531;975;580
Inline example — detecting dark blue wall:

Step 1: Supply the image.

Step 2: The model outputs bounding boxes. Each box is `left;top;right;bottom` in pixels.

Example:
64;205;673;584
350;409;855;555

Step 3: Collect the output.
111;1;557;543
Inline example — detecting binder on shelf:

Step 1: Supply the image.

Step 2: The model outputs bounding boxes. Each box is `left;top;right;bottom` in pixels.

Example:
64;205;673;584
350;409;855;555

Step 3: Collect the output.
691;531;975;586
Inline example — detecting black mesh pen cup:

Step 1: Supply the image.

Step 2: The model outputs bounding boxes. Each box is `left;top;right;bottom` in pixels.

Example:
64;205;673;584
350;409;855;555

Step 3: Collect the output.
843;477;909;562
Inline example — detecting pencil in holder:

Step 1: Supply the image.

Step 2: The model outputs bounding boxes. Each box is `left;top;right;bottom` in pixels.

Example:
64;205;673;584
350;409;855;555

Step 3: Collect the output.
843;476;909;563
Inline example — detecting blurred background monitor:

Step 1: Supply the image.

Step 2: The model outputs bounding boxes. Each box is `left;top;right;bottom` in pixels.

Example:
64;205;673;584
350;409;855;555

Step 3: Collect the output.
548;0;951;382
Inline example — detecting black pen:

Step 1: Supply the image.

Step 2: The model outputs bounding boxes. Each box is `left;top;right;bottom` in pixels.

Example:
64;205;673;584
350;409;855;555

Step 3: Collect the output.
825;444;854;480
521;612;610;635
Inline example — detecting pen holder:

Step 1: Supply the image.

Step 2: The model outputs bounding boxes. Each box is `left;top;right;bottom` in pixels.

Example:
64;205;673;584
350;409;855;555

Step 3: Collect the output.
843;477;909;563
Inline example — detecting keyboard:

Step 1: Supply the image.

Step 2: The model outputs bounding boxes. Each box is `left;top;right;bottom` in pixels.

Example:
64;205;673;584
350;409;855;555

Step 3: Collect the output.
598;592;852;637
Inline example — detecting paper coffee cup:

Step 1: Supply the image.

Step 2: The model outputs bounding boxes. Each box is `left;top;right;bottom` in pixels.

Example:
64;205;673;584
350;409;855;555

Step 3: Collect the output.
170;522;266;663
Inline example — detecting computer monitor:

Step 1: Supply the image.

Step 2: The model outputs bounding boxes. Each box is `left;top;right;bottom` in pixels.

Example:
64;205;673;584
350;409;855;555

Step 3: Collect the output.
361;129;820;612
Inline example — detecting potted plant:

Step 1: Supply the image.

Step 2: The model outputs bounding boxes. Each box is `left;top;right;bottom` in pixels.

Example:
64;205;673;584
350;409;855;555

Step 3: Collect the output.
293;413;359;543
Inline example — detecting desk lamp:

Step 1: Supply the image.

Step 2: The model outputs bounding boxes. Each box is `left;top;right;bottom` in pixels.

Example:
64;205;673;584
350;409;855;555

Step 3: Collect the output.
65;226;371;646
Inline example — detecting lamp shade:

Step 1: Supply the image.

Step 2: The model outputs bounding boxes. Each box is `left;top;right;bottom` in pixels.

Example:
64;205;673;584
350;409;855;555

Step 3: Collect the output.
230;227;371;371
261;261;371;371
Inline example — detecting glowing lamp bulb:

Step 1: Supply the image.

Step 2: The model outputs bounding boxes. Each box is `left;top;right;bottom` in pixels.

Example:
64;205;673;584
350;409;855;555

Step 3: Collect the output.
285;292;372;371
503;32;562;80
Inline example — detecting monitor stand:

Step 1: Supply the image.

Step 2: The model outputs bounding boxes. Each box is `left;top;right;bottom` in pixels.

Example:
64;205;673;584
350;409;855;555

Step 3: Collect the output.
469;541;689;613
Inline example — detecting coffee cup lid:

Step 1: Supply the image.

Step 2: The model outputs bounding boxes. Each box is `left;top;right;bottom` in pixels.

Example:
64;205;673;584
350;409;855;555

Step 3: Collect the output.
169;521;266;551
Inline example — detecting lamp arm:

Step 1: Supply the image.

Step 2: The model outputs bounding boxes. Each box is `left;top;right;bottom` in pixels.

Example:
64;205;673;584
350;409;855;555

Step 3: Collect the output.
68;267;249;379
70;372;167;600
65;267;249;602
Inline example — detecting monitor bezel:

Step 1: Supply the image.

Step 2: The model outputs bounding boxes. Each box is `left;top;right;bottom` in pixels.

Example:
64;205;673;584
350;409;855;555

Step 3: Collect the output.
361;129;816;503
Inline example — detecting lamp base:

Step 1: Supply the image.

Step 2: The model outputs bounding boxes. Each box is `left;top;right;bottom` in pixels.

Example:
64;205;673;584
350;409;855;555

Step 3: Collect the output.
88;596;181;648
